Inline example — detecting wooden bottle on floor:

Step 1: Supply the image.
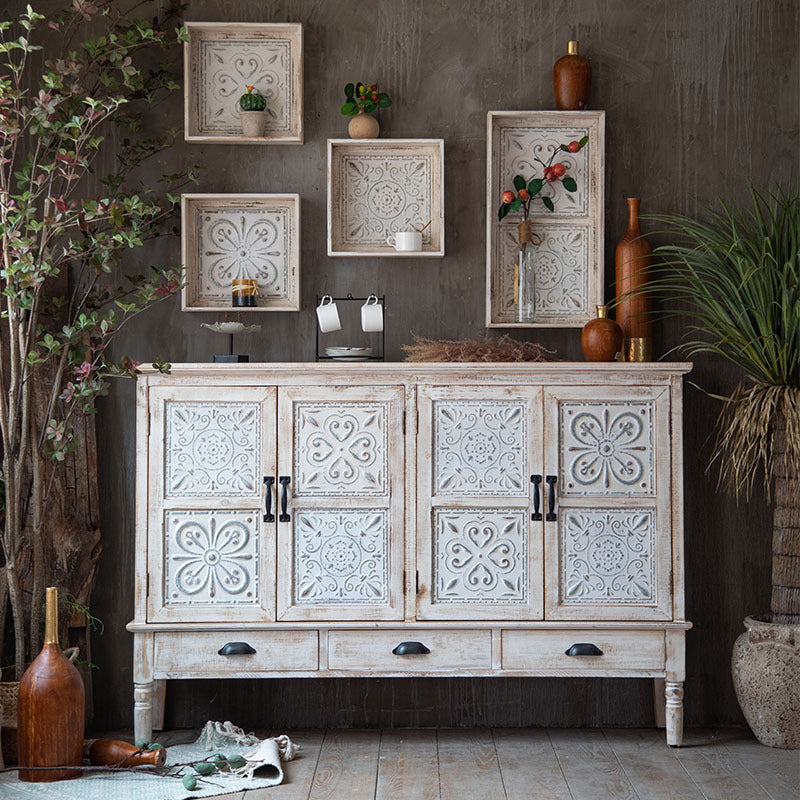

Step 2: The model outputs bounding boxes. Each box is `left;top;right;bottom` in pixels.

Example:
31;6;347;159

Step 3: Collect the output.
18;587;85;781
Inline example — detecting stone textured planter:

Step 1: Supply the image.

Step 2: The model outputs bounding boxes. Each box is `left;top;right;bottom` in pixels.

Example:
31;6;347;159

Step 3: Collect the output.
239;110;268;138
732;615;800;749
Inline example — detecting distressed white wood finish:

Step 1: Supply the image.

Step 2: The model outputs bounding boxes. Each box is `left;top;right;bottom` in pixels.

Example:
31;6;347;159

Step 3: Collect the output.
486;111;605;327
417;386;544;621
147;385;276;623
153;630;318;674
130;362;690;746
327;139;445;257
184;22;303;143
328;629;492;671
276;385;405;621
501;629;665;672
181;194;300;312
544;386;672;621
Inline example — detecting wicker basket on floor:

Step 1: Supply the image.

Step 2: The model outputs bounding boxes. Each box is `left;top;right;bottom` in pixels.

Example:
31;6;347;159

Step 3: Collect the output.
0;681;18;765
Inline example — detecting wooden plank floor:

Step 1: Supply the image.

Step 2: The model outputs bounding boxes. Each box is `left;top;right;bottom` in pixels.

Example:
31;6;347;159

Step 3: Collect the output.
156;728;799;800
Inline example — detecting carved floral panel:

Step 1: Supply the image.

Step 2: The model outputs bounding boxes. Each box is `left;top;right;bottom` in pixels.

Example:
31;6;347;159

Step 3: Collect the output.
293;402;388;497
163;510;259;605
500;126;591;216
186;23;302;140
493;222;589;323
194;205;292;305
293;510;389;605
433;509;527;604
165;401;260;497
559;401;655;495
340;154;432;245
433;400;526;496
559;509;656;605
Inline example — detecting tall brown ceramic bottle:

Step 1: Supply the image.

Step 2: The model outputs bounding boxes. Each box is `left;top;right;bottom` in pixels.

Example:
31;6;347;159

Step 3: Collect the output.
615;198;653;360
553;40;592;110
18;587;85;782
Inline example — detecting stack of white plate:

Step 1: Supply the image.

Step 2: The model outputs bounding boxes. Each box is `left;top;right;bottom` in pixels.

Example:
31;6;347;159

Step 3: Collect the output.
324;346;374;361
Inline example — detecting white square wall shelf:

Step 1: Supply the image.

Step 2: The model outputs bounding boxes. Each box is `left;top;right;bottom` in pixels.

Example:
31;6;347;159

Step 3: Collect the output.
181;194;300;312
486;111;605;328
184;22;303;144
327;139;445;257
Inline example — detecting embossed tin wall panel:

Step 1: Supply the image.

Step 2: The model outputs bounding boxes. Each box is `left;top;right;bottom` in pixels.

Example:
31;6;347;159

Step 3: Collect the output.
164;400;260;497
559;508;656;606
163;509;260;605
185;22;303;143
486;111;604;327
433;509;528;604
328;139;445;256
293;401;389;497
558;400;655;496
293;510;389;605
433;400;527;496
181;194;300;312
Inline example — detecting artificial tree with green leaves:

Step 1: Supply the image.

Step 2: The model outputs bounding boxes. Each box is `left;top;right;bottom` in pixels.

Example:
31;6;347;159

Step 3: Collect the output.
0;1;191;679
634;187;799;624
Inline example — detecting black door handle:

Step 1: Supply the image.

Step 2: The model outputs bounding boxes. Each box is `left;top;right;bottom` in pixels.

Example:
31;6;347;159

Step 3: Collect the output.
564;643;603;657
531;474;542;520
279;475;291;522
218;642;257;656
392;641;431;655
263;476;275;522
545;475;557;521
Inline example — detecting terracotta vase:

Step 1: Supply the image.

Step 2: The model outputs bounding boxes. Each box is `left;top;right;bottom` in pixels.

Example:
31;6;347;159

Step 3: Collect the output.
581;305;623;362
85;738;166;767
18;587;85;782
615;197;653;361
553;40;592;110
348;110;380;139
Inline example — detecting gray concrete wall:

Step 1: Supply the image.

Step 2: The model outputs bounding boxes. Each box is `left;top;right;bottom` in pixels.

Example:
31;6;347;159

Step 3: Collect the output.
57;0;798;730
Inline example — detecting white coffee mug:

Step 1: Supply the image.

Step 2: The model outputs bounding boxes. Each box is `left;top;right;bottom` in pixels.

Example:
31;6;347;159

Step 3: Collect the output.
361;295;383;332
386;230;422;251
316;295;341;333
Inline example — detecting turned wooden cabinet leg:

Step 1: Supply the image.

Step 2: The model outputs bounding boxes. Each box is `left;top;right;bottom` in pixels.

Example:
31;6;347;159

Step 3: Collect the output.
653;677;667;728
134;681;154;744
152;679;167;731
665;681;684;747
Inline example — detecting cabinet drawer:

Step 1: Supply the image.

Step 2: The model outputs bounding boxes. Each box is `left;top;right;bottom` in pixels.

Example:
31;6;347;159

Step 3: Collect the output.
502;630;664;672
154;631;318;674
328;630;492;672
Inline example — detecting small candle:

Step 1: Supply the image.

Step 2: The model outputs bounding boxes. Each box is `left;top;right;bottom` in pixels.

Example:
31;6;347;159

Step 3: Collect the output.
232;279;258;307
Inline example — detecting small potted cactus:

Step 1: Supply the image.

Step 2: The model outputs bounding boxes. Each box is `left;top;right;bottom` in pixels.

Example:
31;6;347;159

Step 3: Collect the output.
238;85;267;138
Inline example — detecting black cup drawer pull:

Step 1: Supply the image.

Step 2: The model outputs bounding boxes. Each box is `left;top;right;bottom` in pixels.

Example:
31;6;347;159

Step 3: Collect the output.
218;641;257;656
564;642;603;657
392;641;431;655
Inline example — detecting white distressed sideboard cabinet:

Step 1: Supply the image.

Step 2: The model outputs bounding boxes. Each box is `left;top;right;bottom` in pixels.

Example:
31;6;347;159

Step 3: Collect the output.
128;362;692;745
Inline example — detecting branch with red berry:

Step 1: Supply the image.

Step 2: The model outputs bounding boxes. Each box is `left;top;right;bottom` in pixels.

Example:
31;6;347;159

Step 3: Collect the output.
341;82;392;115
498;136;589;221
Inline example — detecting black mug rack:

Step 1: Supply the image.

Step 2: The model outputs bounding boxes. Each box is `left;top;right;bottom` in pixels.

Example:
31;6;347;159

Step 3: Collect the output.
315;294;386;362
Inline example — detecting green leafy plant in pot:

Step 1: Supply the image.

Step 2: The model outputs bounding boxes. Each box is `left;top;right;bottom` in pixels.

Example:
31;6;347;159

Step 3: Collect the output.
238;85;267;138
634;187;800;749
341;81;391;139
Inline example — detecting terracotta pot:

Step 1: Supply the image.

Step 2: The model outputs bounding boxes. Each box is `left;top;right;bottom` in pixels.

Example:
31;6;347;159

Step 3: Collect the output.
581;305;622;362
348;110;380;139
553;40;592;110
615;197;653;359
732;616;800;749
239;110;267;138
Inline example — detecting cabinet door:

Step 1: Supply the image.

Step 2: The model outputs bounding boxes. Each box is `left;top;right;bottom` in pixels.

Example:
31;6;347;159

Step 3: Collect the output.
147;386;276;623
543;386;672;621
416;386;544;620
276;386;405;621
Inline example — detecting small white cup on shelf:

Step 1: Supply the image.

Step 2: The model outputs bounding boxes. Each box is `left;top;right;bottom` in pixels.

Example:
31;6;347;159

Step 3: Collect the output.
361;295;383;332
316;295;341;333
386;230;422;251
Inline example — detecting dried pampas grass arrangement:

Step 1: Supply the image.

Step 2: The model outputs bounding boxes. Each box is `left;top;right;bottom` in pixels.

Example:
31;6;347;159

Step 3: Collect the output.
402;334;558;363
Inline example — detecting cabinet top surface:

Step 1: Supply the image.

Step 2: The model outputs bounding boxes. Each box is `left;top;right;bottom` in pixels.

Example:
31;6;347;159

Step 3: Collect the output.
139;361;692;379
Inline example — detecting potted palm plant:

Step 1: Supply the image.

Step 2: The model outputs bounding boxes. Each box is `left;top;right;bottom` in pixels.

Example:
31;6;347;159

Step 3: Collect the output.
636;187;799;749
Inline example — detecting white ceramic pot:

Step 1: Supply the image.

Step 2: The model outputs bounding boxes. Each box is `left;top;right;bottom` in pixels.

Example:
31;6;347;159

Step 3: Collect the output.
240;110;268;138
732;615;800;749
